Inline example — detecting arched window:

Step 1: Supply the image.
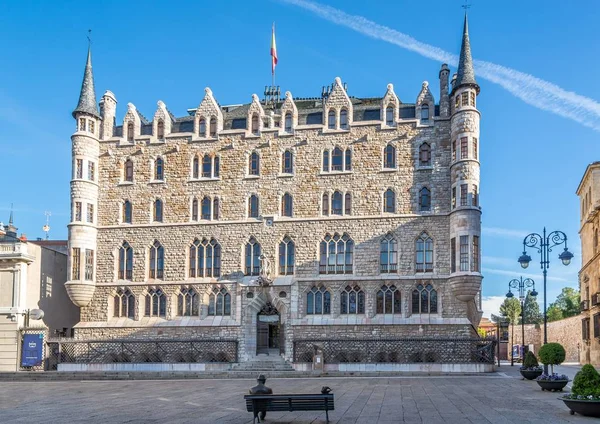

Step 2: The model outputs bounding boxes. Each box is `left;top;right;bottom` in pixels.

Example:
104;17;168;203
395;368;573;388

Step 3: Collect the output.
189;237;221;278
154;157;164;180
145;288;166;317
153;199;163;222
415;233;434;273
419;143;431;166
114;288;135;318
384;189;396;213
213;198;220;220
249;152;260;176
282;150;293;174
208;287;231;316
192;156;199;179
118;241;133;280
420;187;431;211
149;240;164;279
386;106;394;126
201;196;211;220
412;283;437;314
284;112;292;132
157;120;164;139
322;193;329;216
123;200;132;224
332;147;343;171
191;198;198;221
279;236;295;275
214;156;220;178
332;191;343;215
251;113;259;134
199;118;206;137
328;109;336;129
344;193;352;215
281;193;293;217
421;104;429;122
340;109;348;129
340;285;365;314
178;287;199;316
248;194;259;218
202;155;212;178
306;286;331;315
127;122;134;141
377;285;401;314
245;237;261;276
384;144;396;169
345;148;352;171
322;150;330;171
209;117;217;137
319;233;353;274
124;159;134;182
380;233;398;273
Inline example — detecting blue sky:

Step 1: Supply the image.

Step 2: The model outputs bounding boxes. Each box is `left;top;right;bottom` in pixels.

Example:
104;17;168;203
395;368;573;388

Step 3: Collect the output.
1;0;597;316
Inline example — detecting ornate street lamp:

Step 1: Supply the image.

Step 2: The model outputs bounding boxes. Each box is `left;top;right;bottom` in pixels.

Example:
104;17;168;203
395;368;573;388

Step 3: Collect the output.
506;277;537;365
517;228;573;373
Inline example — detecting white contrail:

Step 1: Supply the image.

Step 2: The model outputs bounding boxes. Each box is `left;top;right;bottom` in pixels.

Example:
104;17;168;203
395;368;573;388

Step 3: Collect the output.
281;0;600;132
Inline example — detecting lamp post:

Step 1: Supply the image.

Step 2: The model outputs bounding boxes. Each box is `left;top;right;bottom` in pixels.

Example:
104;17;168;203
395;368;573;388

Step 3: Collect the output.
506;277;537;365
518;228;573;373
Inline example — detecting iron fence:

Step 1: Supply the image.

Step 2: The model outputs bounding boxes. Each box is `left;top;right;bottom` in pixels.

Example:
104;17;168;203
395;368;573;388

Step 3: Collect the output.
293;338;496;364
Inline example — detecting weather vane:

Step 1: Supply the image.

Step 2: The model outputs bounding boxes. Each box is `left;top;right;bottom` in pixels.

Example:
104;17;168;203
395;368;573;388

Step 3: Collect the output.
43;211;51;240
87;29;92;47
462;0;471;10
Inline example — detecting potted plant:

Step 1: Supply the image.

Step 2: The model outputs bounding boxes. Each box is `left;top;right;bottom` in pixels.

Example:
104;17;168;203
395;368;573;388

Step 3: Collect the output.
562;364;600;417
519;351;543;380
536;343;568;391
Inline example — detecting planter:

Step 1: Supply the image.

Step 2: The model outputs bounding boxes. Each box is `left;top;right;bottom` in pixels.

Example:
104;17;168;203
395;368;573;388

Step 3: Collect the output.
537;380;568;392
561;398;600;417
520;369;543;380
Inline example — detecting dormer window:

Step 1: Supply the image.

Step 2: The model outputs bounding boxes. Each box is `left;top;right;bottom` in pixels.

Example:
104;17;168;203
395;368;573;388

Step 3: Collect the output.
328;110;335;129
199;118;206;137
420;105;429;122
127;122;134;141
210;117;217;137
340;109;348;129
284;112;292;132
157;120;164;140
386;106;394;126
251;114;259;135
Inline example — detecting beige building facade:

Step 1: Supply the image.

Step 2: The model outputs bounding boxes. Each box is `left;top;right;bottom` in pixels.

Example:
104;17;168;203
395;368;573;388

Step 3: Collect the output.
65;16;485;366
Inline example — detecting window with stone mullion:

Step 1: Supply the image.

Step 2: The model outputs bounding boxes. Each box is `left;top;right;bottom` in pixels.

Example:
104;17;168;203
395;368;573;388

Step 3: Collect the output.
178;288;199;316
341;285;365;314
306;286;331;315
380;234;398;273
376;285;401;314
279;236;295;275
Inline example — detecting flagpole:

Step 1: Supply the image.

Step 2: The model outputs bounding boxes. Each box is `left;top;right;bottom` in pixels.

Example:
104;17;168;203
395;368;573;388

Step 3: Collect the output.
272;22;275;89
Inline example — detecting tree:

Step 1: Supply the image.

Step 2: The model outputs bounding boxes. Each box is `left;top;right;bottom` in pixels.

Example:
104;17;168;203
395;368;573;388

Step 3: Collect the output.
552;287;580;318
523;291;543;324
546;304;564;322
500;297;522;365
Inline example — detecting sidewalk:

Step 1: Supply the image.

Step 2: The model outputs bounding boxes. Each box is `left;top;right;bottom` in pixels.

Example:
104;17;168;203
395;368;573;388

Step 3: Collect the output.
497;360;582;388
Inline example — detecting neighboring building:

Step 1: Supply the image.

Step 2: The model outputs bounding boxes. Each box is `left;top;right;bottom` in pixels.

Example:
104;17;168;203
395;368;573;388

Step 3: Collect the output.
0;216;79;371
65;16;484;365
577;162;600;366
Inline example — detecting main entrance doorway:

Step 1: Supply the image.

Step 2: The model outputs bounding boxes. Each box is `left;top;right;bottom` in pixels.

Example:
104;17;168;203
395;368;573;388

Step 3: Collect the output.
256;302;283;355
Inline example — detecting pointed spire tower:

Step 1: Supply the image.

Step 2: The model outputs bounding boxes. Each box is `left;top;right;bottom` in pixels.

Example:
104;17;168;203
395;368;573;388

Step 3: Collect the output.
453;13;479;94
72;46;100;118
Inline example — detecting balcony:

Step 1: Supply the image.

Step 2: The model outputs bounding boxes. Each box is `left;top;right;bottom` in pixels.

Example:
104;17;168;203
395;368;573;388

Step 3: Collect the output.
592;294;600;306
581;300;590;312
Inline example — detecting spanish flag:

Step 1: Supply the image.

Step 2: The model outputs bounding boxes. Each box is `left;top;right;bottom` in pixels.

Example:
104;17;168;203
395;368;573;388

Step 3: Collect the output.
271;23;278;76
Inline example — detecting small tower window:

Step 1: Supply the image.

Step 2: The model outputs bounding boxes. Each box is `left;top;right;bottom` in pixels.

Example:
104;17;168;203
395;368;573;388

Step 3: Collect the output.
88;120;95;134
461;92;469;106
192;155;199;179
282;150;293;174
384;189;396;213
282;193;293;217
127;122;134;141
251;113;259;135
154;157;164;180
157;120;164;139
386;106;394;126
322;193;329;216
248;195;259;218
125;159;134;182
123;200;132;224
460;137;468;159
213;198;220;220
214;156;220;178
153;199;163;222
419;143;431;166
384;144;396;169
328;109;336;129
344;193;352;215
199;118;206;137
191;198;198;221
470;92;476;107
419;187;431;211
322;150;330;172
420;104;429;122
209;117;217;137
345;149;352;171
284;112;292;132
79;118;86;132
473;138;478;160
340;109;348;129
249;152;260;176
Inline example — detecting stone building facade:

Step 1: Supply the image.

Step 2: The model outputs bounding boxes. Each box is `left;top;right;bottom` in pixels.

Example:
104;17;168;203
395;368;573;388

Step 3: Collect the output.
66;17;484;364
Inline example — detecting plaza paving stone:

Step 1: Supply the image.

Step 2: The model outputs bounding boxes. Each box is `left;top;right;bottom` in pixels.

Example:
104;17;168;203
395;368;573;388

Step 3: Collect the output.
0;365;594;423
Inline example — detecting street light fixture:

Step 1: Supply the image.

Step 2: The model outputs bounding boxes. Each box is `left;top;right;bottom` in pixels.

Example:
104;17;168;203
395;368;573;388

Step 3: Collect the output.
506;277;536;366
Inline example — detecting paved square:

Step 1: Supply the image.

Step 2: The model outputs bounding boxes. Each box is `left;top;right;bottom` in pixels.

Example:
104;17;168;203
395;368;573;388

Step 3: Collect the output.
0;367;592;423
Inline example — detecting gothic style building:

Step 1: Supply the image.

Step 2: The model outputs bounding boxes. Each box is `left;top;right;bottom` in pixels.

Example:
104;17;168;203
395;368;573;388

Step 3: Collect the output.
66;16;484;367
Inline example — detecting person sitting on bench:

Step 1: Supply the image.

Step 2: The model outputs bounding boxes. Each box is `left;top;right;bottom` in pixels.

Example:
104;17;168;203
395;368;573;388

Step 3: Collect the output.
249;374;273;421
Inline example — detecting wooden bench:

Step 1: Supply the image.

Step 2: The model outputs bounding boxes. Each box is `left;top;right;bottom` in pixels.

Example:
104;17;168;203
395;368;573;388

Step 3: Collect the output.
244;393;334;423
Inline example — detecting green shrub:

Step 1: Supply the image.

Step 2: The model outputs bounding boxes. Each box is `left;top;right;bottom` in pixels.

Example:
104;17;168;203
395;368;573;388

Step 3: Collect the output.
572;364;600;397
538;343;566;374
522;351;539;368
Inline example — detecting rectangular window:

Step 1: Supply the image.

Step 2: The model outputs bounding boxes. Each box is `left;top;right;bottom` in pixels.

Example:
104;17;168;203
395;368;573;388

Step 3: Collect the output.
451;237;456;273
455;95;460;109
89;119;95;134
594;313;600;338
469;92;476;107
76;159;83;179
87;204;94;223
71;248;81;280
79;118;86;131
452;187;456;209
452;140;456;161
75;202;82;221
88;162;95;181
461;92;469;106
85;249;94;281
473;138;478;160
460;235;469;272
473;185;478;207
472;236;480;272
460;184;468;206
460;137;468;159
583;318;591;340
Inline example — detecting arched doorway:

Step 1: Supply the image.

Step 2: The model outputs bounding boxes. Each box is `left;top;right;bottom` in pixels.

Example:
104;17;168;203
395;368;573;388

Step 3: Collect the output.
256;302;282;355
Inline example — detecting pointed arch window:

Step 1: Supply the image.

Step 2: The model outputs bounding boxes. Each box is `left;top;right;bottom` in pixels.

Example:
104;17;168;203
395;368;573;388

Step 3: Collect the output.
328;109;336;129
245;237;261;276
282;150;293;174
127;122;134;141
284;112;293;132
153;199;163;222
145;288;166;317
199;118;207;137
345;149;352;171
189;238;221;278
415;233;434;273
341;285;365;314
420;187;431;211
384;189;396;213
209;117;217;137
322;150;330;171
124;159;134;182
386;106;394;126
332;147;343;171
202;155;212;178
249;152;260;176
201;196;211;220
281;193;293;217
191;198;198;221
123;200;132;224
340;109;348;129
380;233;398;273
114;288;135;318
377;285;401;314
419;143;431;166
421;104;429;122
149;240;164;279
384;144;396;169
178;287;199;316
279;236;295;275
306;286;331;315
192;156;200;179
208;287;231;316
322;193;329;216
213;198;220;220
319;233;353;274
412;283;437;314
118;241;133;280
251;113;259;135
157;120;165;139
154;157;164;181
332;191;343;215
248;195;259;218
344;193;352;215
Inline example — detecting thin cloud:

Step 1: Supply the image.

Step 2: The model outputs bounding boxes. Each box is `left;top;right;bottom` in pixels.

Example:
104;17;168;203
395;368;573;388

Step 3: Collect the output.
481;267;570;283
481;226;528;240
281;0;600;131
481;295;505;319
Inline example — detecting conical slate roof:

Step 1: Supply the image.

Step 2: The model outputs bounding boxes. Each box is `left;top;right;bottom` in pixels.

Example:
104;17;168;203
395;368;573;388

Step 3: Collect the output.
72;47;100;118
455;14;479;91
